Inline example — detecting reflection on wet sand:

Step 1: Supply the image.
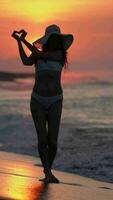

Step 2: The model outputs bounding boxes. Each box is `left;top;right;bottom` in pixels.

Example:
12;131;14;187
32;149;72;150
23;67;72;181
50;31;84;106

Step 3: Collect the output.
0;166;49;200
0;152;50;200
1;151;112;200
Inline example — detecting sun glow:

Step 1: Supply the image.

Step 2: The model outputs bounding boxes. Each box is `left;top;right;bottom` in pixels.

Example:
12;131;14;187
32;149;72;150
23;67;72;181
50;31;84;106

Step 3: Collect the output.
1;0;108;23
1;0;77;22
1;0;113;80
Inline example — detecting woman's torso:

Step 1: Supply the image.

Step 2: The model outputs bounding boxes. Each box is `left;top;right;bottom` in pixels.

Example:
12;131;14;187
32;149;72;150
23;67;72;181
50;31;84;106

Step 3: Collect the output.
32;58;64;98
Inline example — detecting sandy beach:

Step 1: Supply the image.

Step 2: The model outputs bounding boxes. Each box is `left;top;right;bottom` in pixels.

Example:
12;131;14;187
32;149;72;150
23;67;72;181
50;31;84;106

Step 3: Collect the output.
0;151;113;200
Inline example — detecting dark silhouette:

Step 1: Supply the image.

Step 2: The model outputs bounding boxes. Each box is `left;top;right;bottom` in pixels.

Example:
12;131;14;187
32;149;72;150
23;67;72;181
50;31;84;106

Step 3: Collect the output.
11;25;74;184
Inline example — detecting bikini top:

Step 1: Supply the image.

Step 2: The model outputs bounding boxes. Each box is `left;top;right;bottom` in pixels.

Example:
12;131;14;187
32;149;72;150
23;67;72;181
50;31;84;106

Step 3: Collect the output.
35;59;63;73
33;58;63;95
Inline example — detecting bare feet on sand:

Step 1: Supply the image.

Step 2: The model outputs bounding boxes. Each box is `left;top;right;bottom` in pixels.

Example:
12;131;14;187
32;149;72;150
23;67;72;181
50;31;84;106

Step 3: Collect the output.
39;172;60;184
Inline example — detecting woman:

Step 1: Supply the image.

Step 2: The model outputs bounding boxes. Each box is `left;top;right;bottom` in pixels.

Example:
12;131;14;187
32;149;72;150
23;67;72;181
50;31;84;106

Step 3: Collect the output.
11;24;74;183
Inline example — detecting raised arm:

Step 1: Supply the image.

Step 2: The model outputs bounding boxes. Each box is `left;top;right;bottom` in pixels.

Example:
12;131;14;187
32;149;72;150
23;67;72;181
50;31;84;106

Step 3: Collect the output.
20;32;64;61
11;30;64;65
11;31;37;65
21;37;39;55
16;39;36;65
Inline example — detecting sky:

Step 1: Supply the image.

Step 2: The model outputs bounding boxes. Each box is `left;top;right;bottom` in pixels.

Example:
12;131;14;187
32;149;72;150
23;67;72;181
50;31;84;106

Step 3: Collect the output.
0;0;113;81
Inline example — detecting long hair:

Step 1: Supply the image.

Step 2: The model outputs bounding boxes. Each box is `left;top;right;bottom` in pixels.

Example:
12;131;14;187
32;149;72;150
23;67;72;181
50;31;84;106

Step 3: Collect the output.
42;34;69;70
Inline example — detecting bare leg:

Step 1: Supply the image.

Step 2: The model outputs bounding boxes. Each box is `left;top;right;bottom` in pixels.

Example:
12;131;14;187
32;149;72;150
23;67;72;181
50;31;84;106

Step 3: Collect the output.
45;99;63;183
30;97;51;175
47;99;63;170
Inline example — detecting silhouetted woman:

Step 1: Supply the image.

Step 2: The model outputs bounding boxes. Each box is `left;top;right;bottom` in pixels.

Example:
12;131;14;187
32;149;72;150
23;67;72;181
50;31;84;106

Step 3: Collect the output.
11;24;74;183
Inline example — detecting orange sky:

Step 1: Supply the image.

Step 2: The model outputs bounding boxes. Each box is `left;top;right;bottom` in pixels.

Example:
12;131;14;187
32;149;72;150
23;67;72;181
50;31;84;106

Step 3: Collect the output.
0;0;113;81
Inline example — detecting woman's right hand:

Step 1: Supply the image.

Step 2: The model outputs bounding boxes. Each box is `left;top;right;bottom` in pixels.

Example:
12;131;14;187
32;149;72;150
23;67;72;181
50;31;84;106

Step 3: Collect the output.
11;31;21;41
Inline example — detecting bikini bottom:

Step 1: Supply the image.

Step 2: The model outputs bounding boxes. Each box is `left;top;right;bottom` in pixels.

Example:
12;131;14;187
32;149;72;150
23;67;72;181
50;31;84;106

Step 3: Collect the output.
31;91;63;109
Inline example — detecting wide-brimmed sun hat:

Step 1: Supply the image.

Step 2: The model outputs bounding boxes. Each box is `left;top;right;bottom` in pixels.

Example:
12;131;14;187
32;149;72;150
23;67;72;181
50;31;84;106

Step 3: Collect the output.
32;24;74;50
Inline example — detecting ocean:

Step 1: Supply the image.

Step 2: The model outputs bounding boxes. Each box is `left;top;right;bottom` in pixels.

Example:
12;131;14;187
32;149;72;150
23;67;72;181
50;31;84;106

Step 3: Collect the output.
0;77;113;183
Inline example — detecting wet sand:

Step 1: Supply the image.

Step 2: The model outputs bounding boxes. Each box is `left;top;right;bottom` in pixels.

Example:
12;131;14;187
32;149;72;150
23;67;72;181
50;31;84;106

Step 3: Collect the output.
0;151;113;200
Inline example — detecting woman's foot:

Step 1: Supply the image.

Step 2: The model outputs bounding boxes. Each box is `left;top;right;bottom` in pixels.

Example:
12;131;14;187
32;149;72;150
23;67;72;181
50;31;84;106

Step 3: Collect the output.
39;169;51;182
50;174;60;183
44;172;60;184
39;169;60;183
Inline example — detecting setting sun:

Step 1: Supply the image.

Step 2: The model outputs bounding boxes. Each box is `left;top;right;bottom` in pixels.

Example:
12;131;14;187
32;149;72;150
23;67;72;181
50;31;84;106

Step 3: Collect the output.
0;0;113;80
1;0;77;22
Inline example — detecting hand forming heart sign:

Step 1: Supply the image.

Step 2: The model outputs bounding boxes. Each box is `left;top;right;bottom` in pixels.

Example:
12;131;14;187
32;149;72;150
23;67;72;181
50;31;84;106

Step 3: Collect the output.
11;29;27;41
